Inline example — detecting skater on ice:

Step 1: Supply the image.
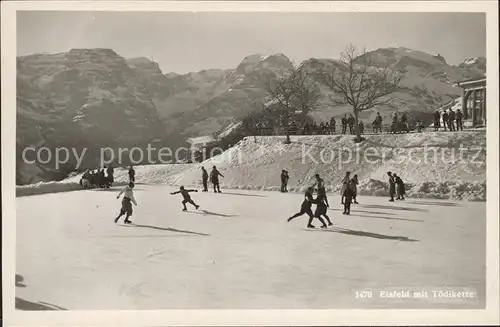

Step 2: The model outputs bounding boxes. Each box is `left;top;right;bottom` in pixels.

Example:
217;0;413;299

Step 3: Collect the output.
393;173;406;200
314;173;324;191
106;165;114;187
128;165;135;183
313;187;333;226
340;171;351;204
281;170;289;193
170;186;200;211
210;166;224;193
287;187;327;229
115;182;137;224
201;166;209;192
387;171;396;202
342;180;356;215
351;174;359;204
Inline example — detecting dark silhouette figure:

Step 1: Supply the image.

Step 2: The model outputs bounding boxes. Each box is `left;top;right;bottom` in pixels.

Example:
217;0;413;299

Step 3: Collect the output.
341;114;348;134
351;174;359;204
106;165;114;187
348;114;355;134
393;173;406;200
374;113;383;133
340;171;351;204
210;166;224;193
448;109;456;131
387;172;396;202
343;180;356;215
434;110;441;131
330;117;336;134
171;186;200;211
128;165;135;183
288;187;327;228
201;167;209;192
281;170;290;192
442;110;449;131
313;187;333;226
456;109;463;131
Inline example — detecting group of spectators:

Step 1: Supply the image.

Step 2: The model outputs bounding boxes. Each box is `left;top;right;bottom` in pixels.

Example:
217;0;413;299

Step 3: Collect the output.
79;165;137;189
80;166;115;189
433;108;464;132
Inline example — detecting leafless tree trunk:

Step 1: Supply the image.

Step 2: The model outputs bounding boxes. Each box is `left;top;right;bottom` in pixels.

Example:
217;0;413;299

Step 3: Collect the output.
320;44;402;142
265;67;321;144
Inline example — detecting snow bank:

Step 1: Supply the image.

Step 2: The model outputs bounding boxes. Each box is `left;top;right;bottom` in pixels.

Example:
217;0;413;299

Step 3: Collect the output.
160;132;486;201
19;132;486;201
16;181;84;197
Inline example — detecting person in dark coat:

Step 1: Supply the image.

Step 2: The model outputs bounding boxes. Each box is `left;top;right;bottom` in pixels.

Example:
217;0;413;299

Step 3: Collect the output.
287;187;327;229
340;171;351;204
106;165;114;187
348;114;355;134
351;174;359;204
343;180;356;215
281;170;289;192
341;114;348;134
170;186;200;211
442;110;449;131
314;173;325;191
313;187;333;226
387;171;396;202
448;109;456;131
358;121;364;135
330;117;336;134
128;166;135;183
456;109;463;131
391;113;399;134
210;166;224;193
434;111;441;132
374;113;383;133
201;167;209;192
393;173;406;200
98;169;106;188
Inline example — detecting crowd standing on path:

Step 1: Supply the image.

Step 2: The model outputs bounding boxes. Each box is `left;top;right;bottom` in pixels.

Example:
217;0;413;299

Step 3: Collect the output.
433;108;463;132
80;165;115;189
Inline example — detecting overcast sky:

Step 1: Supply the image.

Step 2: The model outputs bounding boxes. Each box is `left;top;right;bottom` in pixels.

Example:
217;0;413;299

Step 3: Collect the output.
17;11;486;74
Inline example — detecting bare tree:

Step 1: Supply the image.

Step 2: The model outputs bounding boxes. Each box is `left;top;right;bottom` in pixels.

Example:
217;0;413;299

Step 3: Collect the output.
320;44;402;141
265;67;321;143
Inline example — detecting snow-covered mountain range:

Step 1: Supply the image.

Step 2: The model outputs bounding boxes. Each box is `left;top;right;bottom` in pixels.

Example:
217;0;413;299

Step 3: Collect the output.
16;47;486;184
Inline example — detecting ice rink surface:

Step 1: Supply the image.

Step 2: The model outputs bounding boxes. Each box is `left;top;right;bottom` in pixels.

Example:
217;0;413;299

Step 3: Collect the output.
16;185;486;310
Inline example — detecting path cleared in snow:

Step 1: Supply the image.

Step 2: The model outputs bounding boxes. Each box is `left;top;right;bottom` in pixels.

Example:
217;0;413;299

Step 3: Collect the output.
16;185;485;310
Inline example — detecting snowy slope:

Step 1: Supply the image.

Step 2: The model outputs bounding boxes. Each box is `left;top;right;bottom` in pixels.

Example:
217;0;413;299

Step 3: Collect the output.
20;131;486;201
16;185;486;309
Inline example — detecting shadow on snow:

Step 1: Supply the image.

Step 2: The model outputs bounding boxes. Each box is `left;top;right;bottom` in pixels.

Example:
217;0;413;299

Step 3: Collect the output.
360;204;429;212
404;200;463;207
15;274;68;311
190;209;237;218
216;191;268;198
306;227;419;242
121;224;210;236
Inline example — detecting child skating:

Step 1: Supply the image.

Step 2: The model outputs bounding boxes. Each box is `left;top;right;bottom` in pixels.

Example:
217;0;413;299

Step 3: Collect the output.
115;182;137;224
171;186;200;211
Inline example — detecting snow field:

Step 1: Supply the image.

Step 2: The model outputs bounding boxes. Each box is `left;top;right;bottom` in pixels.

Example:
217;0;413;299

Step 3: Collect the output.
16;184;485;310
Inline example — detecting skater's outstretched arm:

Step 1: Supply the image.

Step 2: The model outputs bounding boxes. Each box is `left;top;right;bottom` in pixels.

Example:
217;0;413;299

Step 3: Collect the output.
117;186;126;199
187;189;198;193
130;194;138;206
218;172;224;178
170;191;180;195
